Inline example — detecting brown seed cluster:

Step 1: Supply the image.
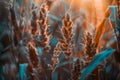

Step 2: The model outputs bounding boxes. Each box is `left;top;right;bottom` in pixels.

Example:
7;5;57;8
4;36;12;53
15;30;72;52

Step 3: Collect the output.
59;13;74;56
28;42;39;68
37;4;51;52
52;43;61;67
84;32;96;57
72;59;80;80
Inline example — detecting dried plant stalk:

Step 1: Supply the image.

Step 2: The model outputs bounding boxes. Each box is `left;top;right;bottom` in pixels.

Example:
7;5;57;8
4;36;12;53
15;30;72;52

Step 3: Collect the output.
93;7;110;53
10;5;20;46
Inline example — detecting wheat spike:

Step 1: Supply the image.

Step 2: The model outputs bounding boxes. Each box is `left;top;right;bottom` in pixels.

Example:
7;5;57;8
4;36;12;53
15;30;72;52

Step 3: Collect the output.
37;3;51;52
84;32;96;57
59;13;74;56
